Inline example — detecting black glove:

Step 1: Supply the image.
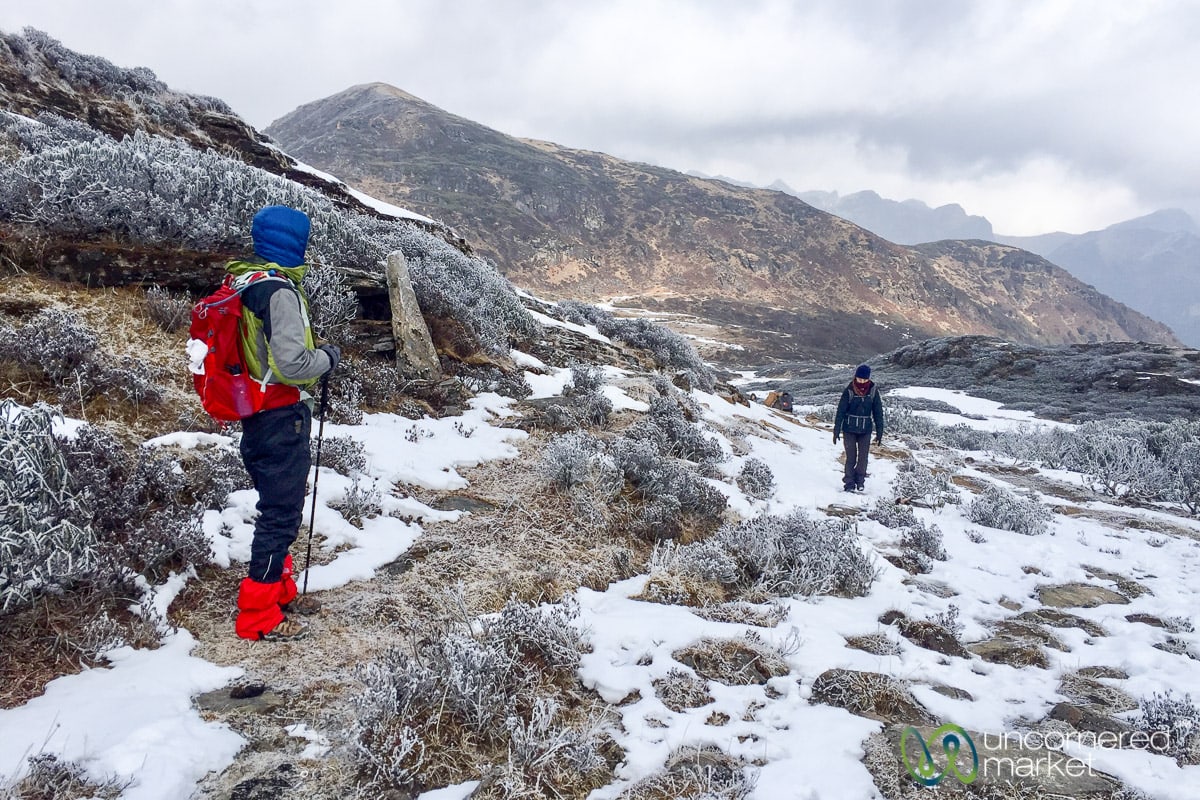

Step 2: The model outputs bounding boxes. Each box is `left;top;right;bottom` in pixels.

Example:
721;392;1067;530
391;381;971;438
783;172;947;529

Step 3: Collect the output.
318;343;341;373
874;434;883;445
833;432;840;444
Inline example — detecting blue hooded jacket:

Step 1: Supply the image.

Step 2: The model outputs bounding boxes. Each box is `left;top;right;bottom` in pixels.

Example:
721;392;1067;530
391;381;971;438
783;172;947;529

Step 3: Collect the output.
251;206;310;267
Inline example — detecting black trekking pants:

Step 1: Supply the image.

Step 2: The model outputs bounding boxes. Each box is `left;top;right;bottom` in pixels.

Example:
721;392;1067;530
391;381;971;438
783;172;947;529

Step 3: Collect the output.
843;431;871;488
240;402;312;583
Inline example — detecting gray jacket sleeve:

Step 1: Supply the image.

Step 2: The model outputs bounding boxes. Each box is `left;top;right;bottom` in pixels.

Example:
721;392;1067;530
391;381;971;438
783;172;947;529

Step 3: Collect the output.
266;288;332;383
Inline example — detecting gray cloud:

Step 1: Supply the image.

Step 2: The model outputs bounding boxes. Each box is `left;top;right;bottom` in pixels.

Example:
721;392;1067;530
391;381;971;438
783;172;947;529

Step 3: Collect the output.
2;0;1197;234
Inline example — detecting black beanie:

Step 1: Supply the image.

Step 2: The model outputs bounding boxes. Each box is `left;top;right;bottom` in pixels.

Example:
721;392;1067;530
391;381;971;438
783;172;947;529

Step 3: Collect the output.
855;364;871;379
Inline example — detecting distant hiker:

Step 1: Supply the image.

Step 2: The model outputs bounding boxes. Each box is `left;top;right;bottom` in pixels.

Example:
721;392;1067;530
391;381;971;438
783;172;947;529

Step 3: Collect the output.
833;364;884;492
231;206;340;642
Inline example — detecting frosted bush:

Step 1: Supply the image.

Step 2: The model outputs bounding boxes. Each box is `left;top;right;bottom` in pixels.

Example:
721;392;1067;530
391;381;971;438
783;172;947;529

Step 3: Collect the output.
0;308;163;407
303;263;357;343
353;598;602;792
316;435;368;476
0;107;537;357
674;511;878;599
736;458;775;500
60;426;207;580
1071;421;1170;499
541;431;601;490
609;435;727;523
900;521;947;562
1136;691;1200;762
556;300;715;390
565;363;604;396
889;459;958;506
867;499;917;529
966;484;1051;536
0;401;97;613
142;285;191;332
637;396;724;464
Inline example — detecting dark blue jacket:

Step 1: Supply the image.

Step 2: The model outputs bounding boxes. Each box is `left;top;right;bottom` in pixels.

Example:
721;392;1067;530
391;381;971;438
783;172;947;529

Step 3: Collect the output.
835;380;884;437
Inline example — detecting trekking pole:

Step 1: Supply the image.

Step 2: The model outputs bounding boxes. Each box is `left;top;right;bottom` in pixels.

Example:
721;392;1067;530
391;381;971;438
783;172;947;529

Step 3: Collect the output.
301;373;330;595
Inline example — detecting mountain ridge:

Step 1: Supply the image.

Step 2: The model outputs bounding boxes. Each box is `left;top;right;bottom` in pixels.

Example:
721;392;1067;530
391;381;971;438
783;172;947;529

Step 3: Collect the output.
266;83;1179;364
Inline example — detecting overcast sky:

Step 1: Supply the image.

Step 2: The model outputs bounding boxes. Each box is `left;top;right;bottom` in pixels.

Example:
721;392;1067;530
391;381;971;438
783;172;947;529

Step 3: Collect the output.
2;0;1198;235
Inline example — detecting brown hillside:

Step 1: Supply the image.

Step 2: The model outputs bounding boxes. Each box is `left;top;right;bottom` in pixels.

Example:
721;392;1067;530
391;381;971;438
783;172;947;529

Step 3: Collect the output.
266;83;1180;364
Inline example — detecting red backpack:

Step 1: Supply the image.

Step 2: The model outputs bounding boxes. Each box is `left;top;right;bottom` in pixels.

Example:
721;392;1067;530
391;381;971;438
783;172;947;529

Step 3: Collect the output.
187;272;298;422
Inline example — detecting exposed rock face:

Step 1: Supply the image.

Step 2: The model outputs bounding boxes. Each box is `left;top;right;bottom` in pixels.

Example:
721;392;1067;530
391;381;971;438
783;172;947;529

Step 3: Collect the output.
266;83;1179;363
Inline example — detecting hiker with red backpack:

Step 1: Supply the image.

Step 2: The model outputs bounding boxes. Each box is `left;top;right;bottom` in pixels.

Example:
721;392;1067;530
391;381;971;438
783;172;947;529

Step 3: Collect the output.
833;364;884;492
192;205;339;641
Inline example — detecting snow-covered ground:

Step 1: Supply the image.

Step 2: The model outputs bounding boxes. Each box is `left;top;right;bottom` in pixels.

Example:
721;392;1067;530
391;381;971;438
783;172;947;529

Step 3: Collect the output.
3;383;1199;799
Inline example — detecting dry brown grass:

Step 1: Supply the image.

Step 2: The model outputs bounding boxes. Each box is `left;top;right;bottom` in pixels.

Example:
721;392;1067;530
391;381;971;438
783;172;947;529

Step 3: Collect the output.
0;589;159;709
0;275;200;439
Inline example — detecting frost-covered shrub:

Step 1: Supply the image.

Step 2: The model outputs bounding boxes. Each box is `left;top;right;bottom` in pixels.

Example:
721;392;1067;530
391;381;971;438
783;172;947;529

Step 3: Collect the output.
900;521;947;562
303;263;357;343
966;484;1051;536
1071;421;1171;499
542;432;601;490
736;458;775;500
60;427;207;580
353;599;609;793
672;511;877;599
0;108;537;357
0;308;164;407
1135;691;1200;763
557;300;715;391
610;435;727;525
565;364;605;396
0;402;97;613
317;435;368;477
618;745;754;800
141;285;191;332
453;363;532;401
881;406;943;439
867;499;917;530
4;307;95;383
336;479;383;528
633;396;724;464
7;753;125;800
889;459;959;507
653;668;714;711
188;445;252;510
1165;440;1200;514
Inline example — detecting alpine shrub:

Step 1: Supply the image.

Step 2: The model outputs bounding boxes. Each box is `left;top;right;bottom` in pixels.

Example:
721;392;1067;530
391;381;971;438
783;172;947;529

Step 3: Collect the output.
867;499;917;530
556;300;715;391
141;285;192;332
673;511;878;599
0;401;97;613
565;364;605;396
736;458;776;500
353;598;608;793
541;431;602;491
317;435;368;477
966;484;1051;536
900;521;947;562
1135;691;1200;763
889;459;959;507
303;263;358;343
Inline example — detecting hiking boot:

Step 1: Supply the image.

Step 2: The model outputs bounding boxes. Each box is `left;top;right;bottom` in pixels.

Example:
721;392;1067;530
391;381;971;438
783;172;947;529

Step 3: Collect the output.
282;595;322;616
259;617;309;642
843;484;856;492
855;483;865;492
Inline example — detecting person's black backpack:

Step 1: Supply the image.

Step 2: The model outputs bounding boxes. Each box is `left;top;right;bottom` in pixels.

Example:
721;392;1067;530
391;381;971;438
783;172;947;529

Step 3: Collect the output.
843;386;876;434
778;392;794;412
